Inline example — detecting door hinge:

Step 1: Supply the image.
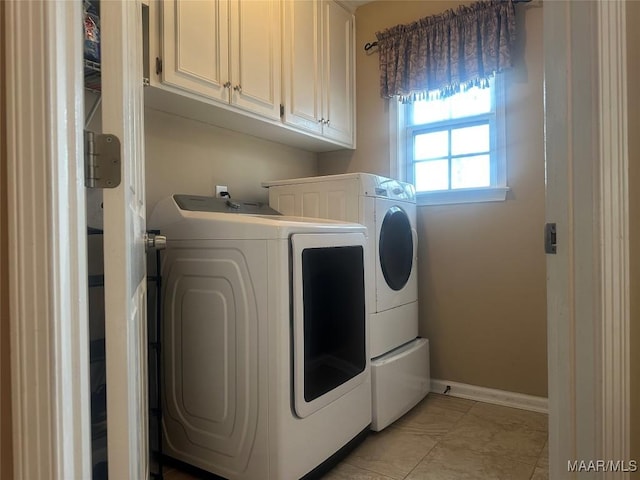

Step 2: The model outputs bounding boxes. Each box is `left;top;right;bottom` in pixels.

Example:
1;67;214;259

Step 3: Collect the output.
280;104;285;118
544;222;557;254
156;57;163;75
84;130;122;189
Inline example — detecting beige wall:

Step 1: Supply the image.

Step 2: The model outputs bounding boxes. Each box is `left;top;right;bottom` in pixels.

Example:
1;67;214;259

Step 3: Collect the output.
0;0;13;476
144;108;318;214
627;1;640;472
320;1;547;396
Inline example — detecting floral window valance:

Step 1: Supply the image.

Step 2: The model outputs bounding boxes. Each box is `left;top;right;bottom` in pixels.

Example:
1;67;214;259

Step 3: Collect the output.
375;0;516;102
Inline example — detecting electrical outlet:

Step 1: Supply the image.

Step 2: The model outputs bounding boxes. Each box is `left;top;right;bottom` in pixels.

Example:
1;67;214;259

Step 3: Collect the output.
215;185;228;198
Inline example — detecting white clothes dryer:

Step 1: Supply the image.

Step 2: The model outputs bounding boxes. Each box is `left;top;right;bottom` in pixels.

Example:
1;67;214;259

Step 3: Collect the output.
263;173;430;431
149;195;371;480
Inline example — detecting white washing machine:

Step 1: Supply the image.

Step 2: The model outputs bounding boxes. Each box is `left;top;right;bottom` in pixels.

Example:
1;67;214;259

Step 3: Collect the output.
149;195;371;480
263;173;430;431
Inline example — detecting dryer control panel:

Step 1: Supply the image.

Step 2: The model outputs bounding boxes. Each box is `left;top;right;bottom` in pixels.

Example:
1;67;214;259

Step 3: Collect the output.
365;177;415;201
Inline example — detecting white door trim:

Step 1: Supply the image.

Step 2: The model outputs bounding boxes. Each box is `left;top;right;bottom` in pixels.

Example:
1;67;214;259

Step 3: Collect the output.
5;2;92;479
597;1;631;472
544;0;631;477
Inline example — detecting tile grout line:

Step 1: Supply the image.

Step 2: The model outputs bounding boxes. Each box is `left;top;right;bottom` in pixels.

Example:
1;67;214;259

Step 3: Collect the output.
342;460;403;480
400;396;479;479
400;435;440;479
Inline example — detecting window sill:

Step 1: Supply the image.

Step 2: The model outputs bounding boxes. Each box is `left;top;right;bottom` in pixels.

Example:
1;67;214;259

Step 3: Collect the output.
416;186;510;206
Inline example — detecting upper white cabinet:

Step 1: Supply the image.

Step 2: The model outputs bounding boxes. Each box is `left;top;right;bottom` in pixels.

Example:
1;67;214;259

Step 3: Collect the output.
145;0;355;151
160;0;281;121
282;0;355;147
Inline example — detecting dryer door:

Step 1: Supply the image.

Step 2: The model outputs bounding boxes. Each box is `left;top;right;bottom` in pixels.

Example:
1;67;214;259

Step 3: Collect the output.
379;206;413;291
374;201;418;313
290;232;368;418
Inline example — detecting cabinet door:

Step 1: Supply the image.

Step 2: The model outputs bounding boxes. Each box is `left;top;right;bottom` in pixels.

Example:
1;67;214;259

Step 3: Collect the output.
161;0;230;104
229;0;282;120
282;0;323;134
322;1;354;145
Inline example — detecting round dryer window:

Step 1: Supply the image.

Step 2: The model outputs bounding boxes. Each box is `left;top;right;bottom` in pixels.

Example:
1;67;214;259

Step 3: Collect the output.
379;206;413;291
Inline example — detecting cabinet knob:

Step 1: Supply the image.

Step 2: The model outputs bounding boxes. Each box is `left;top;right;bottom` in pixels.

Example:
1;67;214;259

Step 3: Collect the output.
223;81;231;89
233;85;242;93
318;118;325;124
326;119;330;126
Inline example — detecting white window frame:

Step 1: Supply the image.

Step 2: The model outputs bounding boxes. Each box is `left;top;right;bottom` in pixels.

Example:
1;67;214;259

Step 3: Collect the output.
392;75;509;206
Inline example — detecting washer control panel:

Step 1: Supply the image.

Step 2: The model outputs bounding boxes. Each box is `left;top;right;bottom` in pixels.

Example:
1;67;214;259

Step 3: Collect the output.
174;194;281;215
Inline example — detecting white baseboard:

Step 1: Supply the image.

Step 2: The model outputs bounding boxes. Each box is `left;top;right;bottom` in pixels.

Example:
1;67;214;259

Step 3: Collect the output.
430;379;548;414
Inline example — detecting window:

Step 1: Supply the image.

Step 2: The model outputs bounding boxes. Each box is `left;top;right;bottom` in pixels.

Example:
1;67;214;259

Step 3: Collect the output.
402;76;508;205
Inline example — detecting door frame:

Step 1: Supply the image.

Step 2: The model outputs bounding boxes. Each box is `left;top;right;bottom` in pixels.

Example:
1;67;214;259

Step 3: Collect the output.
5;1;92;479
544;1;630;477
3;1;632;479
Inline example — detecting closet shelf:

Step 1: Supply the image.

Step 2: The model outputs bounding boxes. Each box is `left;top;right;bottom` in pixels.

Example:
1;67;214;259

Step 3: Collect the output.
90;338;105;363
89;274;104;288
84;59;101;93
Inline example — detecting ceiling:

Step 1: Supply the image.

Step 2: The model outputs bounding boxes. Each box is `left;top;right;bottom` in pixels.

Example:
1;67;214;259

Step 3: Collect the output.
341;0;374;12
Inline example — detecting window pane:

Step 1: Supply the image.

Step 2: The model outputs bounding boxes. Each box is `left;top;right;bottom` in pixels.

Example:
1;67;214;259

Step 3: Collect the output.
415;159;449;192
451;124;490;156
414;131;449;160
450;86;491;118
412;97;450;124
451;155;490;189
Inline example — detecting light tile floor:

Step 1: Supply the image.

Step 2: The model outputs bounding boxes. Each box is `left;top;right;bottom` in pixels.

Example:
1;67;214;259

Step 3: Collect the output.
162;394;549;480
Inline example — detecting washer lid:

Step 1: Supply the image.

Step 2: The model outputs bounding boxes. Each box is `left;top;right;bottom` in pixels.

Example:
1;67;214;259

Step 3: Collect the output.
149;195;366;240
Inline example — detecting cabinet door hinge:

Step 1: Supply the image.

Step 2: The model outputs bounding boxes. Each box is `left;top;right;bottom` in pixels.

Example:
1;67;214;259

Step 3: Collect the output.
280;104;285;118
155;57;163;75
84;130;122;189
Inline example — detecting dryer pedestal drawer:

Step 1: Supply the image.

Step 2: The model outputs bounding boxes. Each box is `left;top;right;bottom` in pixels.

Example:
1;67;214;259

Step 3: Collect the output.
370;301;418;358
371;338;430;431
